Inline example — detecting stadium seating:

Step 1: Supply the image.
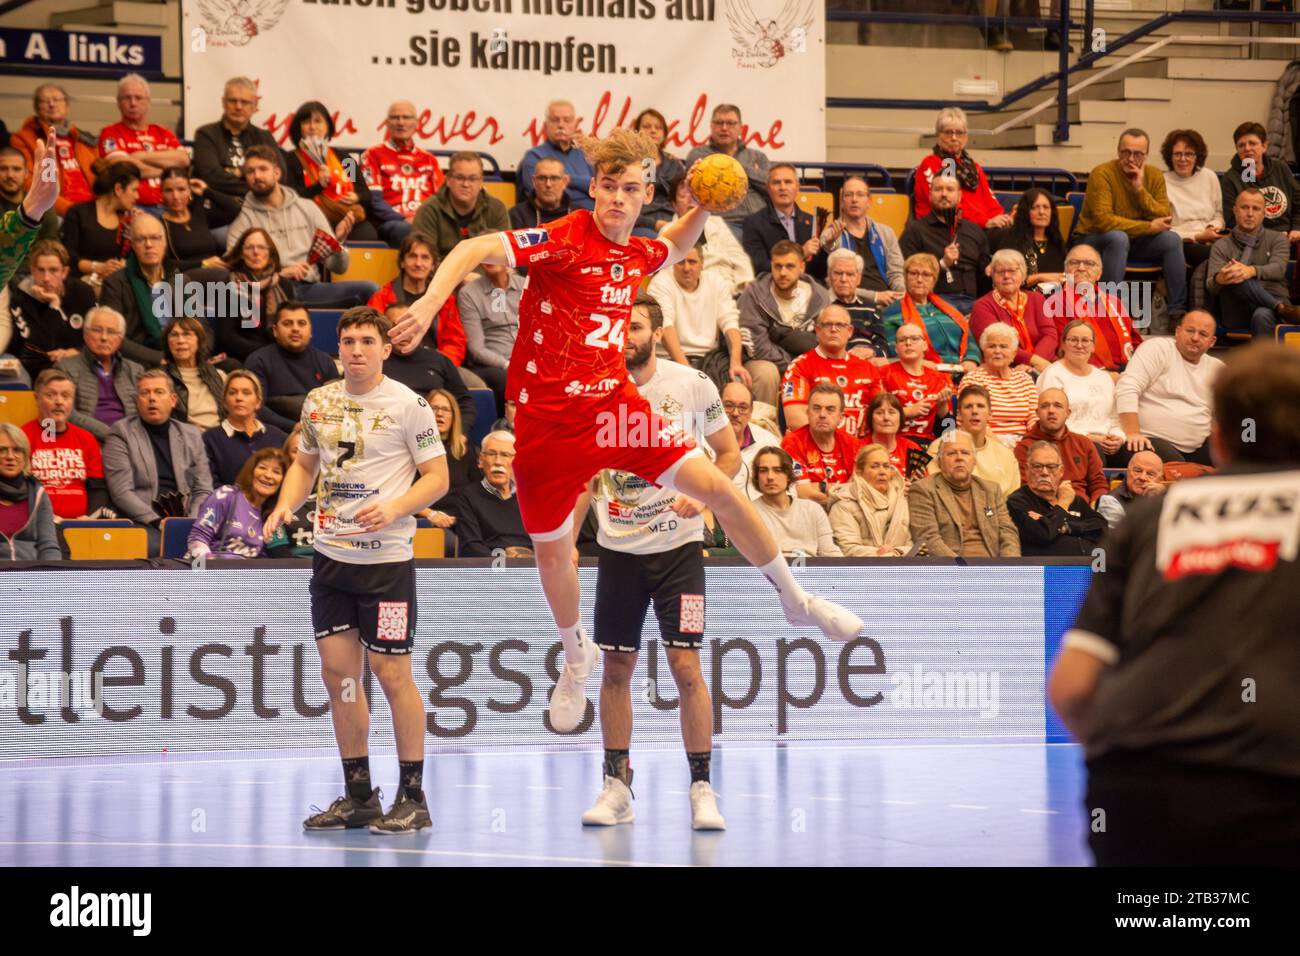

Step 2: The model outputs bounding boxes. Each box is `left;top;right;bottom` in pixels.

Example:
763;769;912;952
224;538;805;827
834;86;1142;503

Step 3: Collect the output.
0;390;36;427
160;518;196;559
797;191;834;220
309;309;344;356
485;181;517;208
413;527;447;558
63;526;148;560
467;389;497;445
870;193;910;236
332;245;399;287
1278;324;1300;350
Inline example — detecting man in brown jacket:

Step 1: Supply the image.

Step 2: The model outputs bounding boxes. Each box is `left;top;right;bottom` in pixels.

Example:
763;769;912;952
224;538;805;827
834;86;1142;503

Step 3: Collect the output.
907;430;1020;557
1015;388;1109;503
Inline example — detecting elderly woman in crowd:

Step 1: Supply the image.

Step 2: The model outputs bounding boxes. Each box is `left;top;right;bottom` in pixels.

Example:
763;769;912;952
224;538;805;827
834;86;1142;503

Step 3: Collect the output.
162;316;227;430
990;187;1068;292
224;226;290;329
185;447;291;560
970;248;1058;374
913;107;1012;229
829;442;912;557
1037;319;1128;465
1161;128;1224;269
958;322;1039;444
882;253;980;371
0;423;60;561
283;100;379;242
865;390;923;478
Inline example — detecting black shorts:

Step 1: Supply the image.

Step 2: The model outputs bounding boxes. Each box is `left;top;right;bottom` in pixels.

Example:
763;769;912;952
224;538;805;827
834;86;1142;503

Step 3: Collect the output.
309;552;418;655
593;541;706;652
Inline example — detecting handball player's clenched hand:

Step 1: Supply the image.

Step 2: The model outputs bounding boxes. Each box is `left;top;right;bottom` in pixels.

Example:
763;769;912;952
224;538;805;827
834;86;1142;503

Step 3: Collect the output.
389;295;443;354
262;504;295;540
353;501;401;532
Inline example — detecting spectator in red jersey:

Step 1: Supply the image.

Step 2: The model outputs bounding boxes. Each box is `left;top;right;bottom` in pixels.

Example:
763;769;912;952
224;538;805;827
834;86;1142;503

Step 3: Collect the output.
970;248;1057;374
907;429;1019;558
411;152;510;261
959;322;1039;444
0;422;61;561
751;445;841;557
517;99;594;213
284;100;378;242
21;369;109;523
192;77;285;204
361;100;446;247
3;239;94;380
781;304;881;437
828;442;913;557
877;322;953;444
912;107;1011;230
97;74;189;214
60;161;138;284
12;83;97;218
367;232;480;386
1015;387;1108;503
864;390;924;480
631;107;684;238
158;167;238;272
781;382;861;507
509;157;572;231
1042;244;1141;375
925;384;1022;498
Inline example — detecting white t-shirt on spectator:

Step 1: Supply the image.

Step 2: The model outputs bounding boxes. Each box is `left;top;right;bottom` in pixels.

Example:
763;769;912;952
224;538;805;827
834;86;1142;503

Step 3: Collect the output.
1038;360;1125;439
648;270;740;357
1115;338;1223;453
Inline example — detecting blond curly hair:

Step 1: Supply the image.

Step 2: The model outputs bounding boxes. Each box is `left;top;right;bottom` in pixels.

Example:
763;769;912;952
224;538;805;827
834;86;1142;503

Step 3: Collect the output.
579;127;658;178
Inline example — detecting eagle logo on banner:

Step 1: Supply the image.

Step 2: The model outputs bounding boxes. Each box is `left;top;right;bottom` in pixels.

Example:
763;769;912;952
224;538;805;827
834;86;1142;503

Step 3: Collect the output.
725;0;816;69
196;0;291;48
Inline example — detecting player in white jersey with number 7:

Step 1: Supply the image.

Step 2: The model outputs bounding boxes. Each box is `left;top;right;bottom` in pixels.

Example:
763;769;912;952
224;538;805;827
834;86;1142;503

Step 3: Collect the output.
389;129;863;738
577;296;731;830
264;307;450;835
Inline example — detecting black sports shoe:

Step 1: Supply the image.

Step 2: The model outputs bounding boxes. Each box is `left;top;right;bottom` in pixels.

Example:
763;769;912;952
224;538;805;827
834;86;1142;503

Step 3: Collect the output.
303;788;383;831
369;790;432;834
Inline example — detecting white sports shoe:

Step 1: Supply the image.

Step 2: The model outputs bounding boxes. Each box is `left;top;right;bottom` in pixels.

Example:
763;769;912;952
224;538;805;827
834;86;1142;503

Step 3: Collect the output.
690;781;726;830
582;775;635;826
549;634;600;733
783;592;864;642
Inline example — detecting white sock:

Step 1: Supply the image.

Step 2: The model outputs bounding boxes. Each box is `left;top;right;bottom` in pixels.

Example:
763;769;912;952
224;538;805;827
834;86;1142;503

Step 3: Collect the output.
558;623;587;665
758;555;807;607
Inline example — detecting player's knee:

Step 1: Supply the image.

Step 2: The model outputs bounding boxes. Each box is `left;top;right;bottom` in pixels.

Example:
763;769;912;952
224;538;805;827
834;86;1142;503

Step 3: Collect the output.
667;650;703;691
602;651;637;686
369;653;412;691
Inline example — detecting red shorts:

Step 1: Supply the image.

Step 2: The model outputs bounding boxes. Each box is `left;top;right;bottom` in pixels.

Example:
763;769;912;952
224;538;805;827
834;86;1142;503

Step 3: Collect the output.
513;380;698;538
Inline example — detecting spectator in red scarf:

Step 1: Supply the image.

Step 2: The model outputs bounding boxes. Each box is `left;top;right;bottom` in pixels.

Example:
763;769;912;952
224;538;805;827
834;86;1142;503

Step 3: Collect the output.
1041;244;1141;375
284;101;379;243
882;253;980;372
970;248;1057;374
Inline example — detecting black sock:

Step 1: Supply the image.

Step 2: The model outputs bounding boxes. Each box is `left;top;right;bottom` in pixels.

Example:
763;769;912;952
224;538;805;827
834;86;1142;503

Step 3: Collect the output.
342;756;371;800
399;760;424;802
687;751;711;784
603;749;631;785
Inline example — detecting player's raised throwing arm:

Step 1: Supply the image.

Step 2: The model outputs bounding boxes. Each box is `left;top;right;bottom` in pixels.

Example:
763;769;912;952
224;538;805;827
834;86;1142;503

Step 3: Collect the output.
658;204;711;268
389;232;513;353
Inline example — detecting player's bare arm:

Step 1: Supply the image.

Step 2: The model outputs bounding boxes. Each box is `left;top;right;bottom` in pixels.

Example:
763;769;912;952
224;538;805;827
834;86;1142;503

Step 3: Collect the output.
659;204;711;268
1047;646;1107;741
705;418;742;480
263;450;321;538
352;456;450;533
389;232;511;353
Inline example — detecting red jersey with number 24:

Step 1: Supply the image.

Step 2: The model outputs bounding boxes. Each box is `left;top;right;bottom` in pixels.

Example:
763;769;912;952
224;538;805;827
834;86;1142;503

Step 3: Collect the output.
500;210;671;419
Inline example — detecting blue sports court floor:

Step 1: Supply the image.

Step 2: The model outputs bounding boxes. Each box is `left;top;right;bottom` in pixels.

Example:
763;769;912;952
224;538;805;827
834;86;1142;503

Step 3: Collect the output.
0;738;1092;866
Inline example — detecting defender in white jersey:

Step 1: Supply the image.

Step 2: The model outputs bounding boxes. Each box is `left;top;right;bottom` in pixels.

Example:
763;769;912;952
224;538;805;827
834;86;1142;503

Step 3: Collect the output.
264;307;449;835
579;298;735;830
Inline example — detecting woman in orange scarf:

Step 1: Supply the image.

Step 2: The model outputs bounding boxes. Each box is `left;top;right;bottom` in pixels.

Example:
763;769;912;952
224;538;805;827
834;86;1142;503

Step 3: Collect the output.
284;101;380;242
882;253;980;372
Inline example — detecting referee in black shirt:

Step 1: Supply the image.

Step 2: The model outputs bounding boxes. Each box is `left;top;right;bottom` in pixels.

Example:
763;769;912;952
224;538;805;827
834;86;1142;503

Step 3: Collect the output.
1050;342;1300;865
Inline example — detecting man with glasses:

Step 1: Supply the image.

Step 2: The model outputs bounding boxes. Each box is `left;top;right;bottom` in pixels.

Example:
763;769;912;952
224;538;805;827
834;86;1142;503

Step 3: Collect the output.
1075;129;1186;323
97;74;189;214
412;152;509;260
193;77;284;202
1015;387;1108;503
781;305;880;437
54;306;144;442
817;176;904;312
686;104;772;239
509;157;571;230
99;213;175;367
1008;441;1107;556
742;162;816;277
361;101;446;247
12;84;97;218
442;430;530;556
1047;244;1142;373
518;100;594;212
721;380;780;499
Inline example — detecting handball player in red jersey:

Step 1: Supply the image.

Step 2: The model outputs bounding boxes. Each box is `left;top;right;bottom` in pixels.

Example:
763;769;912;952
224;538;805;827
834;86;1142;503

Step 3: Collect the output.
390;129;863;732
